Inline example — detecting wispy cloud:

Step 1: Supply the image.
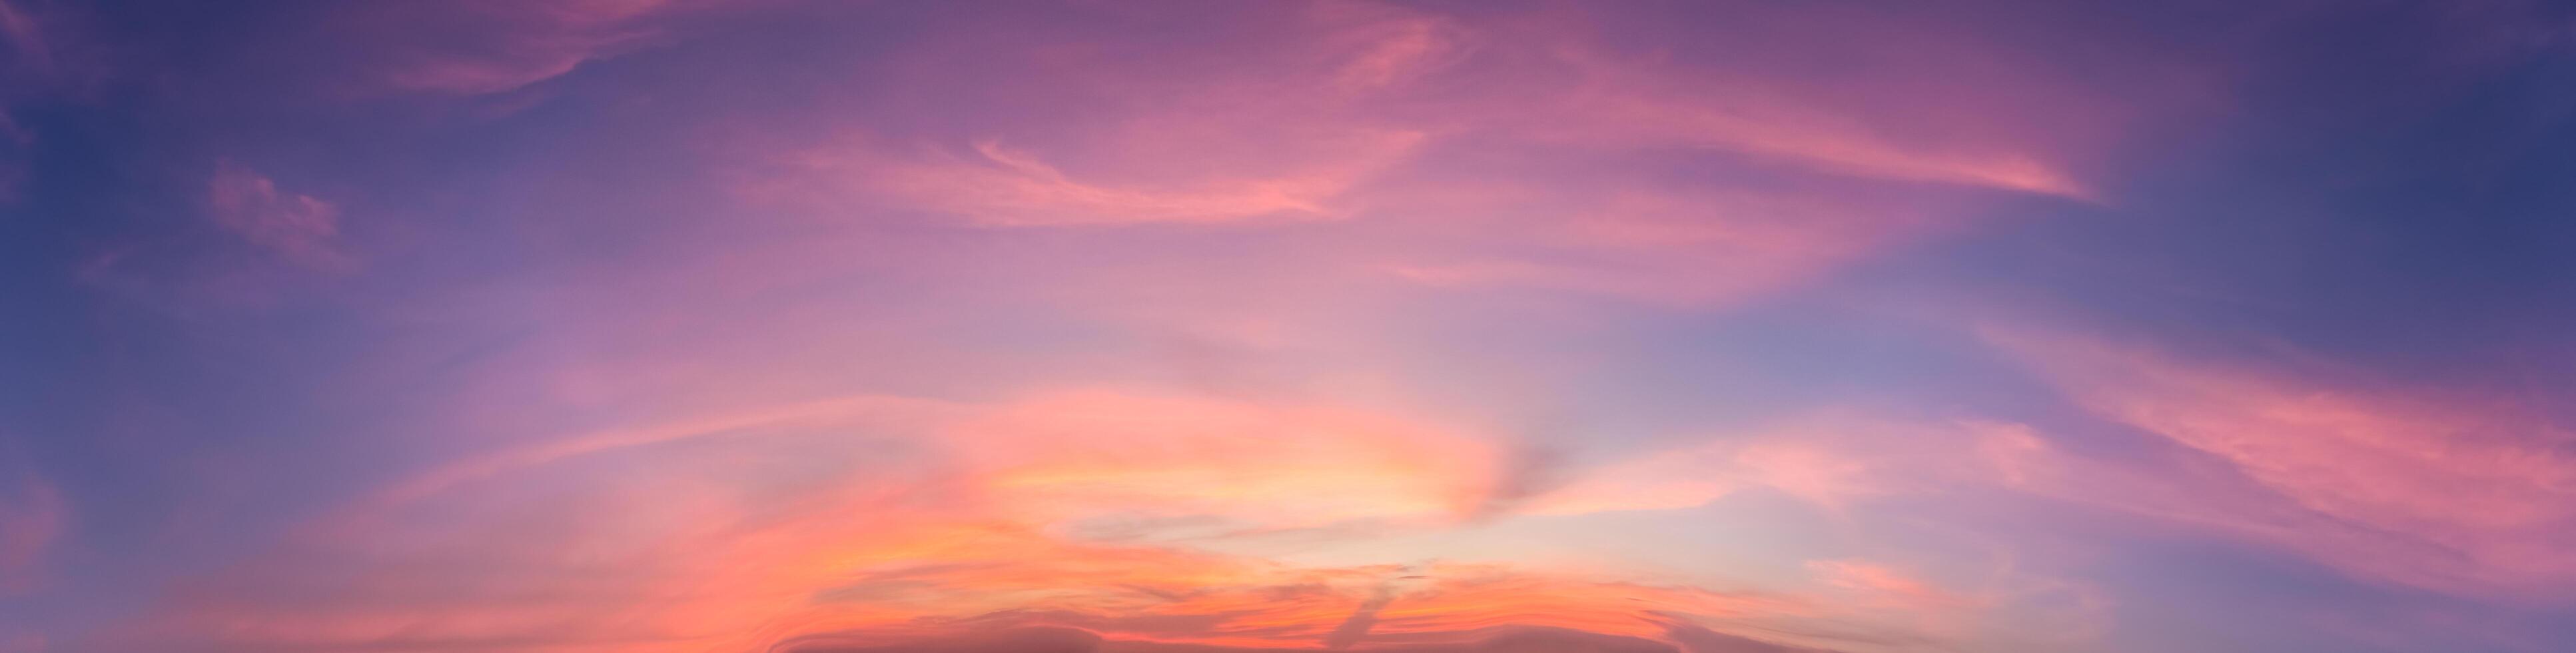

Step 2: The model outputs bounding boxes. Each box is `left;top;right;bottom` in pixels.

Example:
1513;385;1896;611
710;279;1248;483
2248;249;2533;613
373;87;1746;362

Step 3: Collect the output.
336;0;697;95
1986;330;2576;597
791;133;1424;227
747;0;2114;250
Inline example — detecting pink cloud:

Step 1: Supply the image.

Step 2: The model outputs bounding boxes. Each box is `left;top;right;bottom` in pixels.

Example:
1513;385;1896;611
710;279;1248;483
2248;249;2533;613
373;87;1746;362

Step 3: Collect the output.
788;133;1426;227
717;0;2176;313
335;0;697;95
205;161;352;272
1534;326;2576;602
749;3;2116;207
1478;35;2100;200
0;466;61;596
1804;561;1972;613
1984;330;2576;597
745;5;1456;227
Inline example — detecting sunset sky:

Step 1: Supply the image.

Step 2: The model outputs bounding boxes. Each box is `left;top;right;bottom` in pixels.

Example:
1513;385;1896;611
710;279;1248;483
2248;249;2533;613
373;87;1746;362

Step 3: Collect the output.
4;1;2576;652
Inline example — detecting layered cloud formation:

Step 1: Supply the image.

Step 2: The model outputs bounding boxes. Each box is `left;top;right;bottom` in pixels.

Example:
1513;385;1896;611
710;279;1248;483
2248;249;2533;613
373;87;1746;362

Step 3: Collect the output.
3;1;2575;652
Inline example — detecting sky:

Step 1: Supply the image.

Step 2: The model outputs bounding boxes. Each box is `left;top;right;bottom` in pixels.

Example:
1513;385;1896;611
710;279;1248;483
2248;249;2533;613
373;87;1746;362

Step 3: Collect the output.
2;1;2575;652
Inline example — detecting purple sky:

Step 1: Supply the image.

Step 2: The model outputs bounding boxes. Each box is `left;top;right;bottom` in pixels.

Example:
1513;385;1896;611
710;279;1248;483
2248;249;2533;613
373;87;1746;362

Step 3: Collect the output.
3;1;2576;652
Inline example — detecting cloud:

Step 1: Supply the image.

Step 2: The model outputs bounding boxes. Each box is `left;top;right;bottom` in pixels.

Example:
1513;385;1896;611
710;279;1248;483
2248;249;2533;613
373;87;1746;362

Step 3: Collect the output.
21;3;2248;652
1368;179;1956;307
1320;584;1396;649
1985;329;2576;597
360;394;953;509
1660;622;1843;653
743;0;2123;259
778;626;1104;653
0;0;100;90
1500;47;2095;199
950;390;1503;528
356;388;1506;533
745;3;1453;228
1519;418;1933;517
0;466;61;596
779;624;1826;653
797;133;1424;227
0;1;51;75
205;161;352;272
331;0;696;95
133;0;713;102
1803;562;1972;614
66;161;361;312
97;386;1891;653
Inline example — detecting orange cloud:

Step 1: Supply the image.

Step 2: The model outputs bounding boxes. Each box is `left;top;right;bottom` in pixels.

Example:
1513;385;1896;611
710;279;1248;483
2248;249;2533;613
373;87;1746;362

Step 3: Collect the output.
107;388;1945;652
1805;561;1971;612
